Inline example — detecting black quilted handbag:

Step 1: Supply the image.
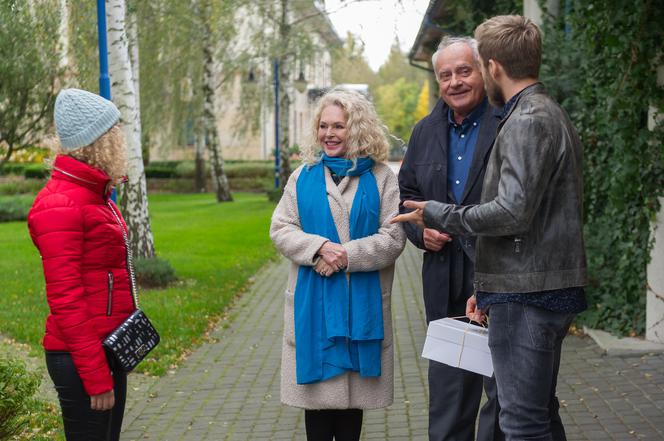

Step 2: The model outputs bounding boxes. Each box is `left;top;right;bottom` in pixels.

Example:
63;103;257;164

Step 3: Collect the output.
103;309;160;372
103;202;160;372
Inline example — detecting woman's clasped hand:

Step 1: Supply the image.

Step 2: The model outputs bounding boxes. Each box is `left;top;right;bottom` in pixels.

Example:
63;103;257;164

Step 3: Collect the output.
315;241;348;276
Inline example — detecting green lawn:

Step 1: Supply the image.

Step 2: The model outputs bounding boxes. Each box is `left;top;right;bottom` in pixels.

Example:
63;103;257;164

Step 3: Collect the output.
0;192;277;376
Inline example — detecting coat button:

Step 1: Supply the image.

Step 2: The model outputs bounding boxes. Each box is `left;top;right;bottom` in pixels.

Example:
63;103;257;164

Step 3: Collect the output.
435;164;442;171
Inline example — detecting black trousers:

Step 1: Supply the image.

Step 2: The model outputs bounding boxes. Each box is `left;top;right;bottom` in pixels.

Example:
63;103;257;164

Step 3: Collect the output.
427;249;503;441
45;351;127;441
305;409;363;441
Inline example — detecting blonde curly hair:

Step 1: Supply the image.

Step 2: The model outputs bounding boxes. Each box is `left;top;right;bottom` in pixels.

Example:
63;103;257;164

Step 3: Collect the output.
50;125;128;184
301;87;390;165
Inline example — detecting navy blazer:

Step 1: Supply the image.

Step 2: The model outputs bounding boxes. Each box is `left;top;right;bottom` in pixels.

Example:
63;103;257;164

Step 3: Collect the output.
398;98;501;322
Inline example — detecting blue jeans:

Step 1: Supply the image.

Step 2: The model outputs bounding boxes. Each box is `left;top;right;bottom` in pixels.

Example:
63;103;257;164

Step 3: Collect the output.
488;303;574;441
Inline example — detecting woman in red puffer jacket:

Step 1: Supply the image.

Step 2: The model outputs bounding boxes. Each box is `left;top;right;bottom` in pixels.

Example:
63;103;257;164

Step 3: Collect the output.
28;88;135;441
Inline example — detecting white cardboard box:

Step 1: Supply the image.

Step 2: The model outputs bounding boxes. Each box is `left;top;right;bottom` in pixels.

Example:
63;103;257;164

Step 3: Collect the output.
422;317;494;377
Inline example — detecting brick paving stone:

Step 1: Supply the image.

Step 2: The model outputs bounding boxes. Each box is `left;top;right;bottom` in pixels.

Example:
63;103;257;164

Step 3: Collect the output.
122;243;664;440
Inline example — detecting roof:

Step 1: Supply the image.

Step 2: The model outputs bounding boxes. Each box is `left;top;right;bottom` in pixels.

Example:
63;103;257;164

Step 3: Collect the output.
408;0;448;66
300;1;342;47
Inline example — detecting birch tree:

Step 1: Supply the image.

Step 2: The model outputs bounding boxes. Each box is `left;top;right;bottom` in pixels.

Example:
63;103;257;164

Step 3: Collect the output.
107;0;156;258
58;0;70;72
195;0;232;202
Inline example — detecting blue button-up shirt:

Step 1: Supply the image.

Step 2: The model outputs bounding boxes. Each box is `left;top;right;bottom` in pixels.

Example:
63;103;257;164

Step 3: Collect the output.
447;98;487;202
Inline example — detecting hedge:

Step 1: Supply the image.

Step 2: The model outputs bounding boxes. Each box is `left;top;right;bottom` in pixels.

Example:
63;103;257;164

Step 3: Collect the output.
0;196;33;222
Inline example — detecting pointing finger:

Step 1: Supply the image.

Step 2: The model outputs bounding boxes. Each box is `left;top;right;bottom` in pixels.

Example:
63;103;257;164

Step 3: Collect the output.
402;200;427;210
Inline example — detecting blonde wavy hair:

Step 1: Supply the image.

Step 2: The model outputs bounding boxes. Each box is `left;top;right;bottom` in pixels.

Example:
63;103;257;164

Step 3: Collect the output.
49;125;128;184
301;87;390;165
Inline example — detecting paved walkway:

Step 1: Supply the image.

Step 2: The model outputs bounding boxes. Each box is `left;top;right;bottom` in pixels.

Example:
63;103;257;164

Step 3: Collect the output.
122;244;664;440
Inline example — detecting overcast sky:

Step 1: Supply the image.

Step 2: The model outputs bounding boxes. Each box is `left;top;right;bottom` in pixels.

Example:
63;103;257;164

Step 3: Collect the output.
324;0;431;71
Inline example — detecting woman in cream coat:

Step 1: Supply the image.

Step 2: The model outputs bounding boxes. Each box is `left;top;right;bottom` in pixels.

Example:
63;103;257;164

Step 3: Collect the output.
270;88;406;441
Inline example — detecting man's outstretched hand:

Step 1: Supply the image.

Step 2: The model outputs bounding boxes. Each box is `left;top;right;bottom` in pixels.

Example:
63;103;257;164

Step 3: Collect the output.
391;200;428;228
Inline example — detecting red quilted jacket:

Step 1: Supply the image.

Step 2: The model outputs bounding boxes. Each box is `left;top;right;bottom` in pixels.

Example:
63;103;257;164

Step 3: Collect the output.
28;155;134;396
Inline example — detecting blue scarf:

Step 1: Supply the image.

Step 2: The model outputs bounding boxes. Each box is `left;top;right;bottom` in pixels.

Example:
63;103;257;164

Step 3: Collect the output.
294;155;383;384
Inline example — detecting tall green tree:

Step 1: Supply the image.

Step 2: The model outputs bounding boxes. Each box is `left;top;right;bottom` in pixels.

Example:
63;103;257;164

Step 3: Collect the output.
376;41;428;86
372;43;426;154
430;0;523;36
194;0;233;202
374;77;419;153
0;0;62;167
331;32;377;88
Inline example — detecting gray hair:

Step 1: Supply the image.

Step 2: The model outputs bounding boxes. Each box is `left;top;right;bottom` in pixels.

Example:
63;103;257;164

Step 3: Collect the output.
431;36;480;75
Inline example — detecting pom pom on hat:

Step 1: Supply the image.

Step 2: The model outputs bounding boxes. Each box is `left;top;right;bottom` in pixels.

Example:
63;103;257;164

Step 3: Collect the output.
54;88;121;150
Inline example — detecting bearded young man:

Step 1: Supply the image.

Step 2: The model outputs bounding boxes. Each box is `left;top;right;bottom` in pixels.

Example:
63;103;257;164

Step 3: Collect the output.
398;36;503;441
393;15;587;441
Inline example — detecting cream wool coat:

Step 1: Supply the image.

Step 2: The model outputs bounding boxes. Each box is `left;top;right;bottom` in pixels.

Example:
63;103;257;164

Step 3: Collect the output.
270;161;406;410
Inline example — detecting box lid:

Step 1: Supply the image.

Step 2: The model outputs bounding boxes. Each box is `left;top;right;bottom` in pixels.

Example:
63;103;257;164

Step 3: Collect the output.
426;317;489;350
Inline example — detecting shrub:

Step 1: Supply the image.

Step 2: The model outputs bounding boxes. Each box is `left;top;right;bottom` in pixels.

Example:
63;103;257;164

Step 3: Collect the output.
0;196;33;222
23;164;48;180
173;161;209;179
146;178;200;193
148;160;180;170
0;357;41;440
266;187;283;203
135;257;177;289
0;178;44;196
225;163;272;179
144;166;177;179
0;163;28;176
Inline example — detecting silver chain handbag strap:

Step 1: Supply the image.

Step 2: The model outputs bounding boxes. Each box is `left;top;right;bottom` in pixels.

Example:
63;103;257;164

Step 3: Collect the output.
107;201;140;309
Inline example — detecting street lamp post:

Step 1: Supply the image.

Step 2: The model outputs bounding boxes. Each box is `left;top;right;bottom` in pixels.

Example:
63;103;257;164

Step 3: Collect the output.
96;0;117;202
96;0;111;100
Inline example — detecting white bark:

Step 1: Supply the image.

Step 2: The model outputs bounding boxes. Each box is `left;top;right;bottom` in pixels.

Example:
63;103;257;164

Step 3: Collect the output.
276;0;291;189
58;0;69;71
106;0;155;258
127;8;140;110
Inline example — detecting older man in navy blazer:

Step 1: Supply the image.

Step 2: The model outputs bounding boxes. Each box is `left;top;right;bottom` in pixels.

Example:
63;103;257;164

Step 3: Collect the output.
398;36;503;441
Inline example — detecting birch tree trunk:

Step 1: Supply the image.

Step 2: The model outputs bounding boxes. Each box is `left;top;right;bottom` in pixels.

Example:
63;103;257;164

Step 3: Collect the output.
198;0;232;202
277;0;291;190
194;122;206;193
107;0;156;258
58;0;69;71
278;57;291;190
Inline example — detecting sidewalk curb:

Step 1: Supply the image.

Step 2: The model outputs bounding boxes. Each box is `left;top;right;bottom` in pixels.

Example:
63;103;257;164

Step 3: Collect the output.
584;326;664;356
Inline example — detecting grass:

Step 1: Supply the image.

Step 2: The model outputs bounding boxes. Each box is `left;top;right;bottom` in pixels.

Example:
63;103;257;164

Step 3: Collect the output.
0;192;277;378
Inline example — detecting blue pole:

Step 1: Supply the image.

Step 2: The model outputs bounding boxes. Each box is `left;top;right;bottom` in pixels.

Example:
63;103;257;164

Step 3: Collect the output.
96;0;111;100
274;59;280;189
96;0;116;202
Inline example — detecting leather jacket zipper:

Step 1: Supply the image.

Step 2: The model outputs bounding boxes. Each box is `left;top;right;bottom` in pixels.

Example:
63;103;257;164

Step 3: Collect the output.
107;272;114;316
514;237;523;253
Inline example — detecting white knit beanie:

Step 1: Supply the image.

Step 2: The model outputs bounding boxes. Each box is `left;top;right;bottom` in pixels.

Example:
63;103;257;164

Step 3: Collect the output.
54;88;121;150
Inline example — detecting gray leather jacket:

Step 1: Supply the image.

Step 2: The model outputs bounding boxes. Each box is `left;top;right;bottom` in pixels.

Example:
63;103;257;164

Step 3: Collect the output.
423;83;587;293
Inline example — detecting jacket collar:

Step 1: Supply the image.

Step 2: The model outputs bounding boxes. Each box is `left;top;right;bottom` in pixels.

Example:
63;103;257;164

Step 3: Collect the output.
499;82;545;126
52;155;112;198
